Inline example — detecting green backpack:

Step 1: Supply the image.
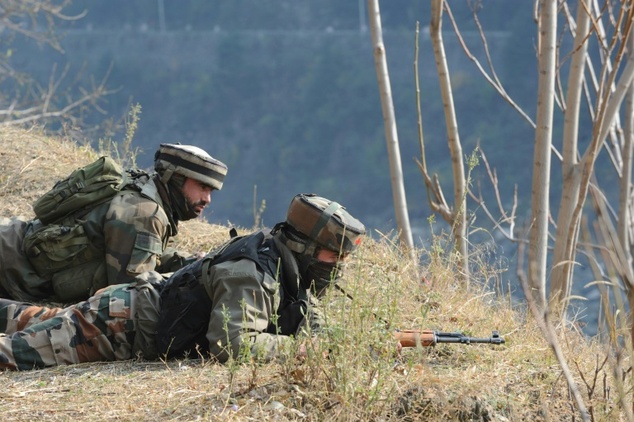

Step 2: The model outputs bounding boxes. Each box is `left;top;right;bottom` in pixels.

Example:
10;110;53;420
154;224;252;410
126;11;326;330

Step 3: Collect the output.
33;156;130;225
23;156;146;302
22;221;106;301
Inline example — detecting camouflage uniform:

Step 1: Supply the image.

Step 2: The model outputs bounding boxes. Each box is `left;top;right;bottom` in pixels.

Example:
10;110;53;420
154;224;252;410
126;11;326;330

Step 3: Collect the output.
0;193;365;370
0;144;228;302
0;234;319;370
0;217;44;301
158;193;366;362
0;273;161;370
101;175;176;284
0;176;175;302
157;230;325;363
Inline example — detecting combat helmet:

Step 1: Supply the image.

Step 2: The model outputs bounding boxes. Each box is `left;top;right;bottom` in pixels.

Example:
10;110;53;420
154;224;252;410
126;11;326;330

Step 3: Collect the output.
284;193;365;257
154;143;228;190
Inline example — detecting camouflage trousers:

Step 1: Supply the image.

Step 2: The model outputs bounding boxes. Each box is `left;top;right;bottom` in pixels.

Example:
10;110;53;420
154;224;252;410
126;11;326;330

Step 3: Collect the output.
0;278;161;371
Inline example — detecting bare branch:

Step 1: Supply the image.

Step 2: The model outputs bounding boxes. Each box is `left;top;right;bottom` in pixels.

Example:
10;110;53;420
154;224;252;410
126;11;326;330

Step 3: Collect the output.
0;2;113;130
444;2;536;128
0;0;85;52
467;146;518;241
516;233;590;421
0;63;116;127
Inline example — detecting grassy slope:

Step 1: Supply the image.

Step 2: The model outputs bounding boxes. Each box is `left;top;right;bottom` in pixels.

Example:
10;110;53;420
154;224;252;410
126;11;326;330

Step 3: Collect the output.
0;127;623;421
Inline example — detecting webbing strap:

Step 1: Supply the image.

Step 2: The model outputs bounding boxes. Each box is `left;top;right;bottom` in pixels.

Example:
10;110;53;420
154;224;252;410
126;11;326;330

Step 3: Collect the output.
308;201;341;244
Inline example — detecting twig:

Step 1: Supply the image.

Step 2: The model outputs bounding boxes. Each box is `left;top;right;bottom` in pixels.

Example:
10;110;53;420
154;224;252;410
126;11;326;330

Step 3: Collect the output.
517;235;590;421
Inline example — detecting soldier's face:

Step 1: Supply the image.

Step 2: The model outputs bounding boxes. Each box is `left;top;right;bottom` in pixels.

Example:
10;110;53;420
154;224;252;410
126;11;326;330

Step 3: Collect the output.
181;178;213;216
302;248;348;296
315;248;345;264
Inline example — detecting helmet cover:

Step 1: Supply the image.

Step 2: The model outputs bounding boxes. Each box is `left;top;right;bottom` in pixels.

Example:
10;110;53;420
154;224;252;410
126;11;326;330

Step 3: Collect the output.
155;143;228;190
286;193;365;255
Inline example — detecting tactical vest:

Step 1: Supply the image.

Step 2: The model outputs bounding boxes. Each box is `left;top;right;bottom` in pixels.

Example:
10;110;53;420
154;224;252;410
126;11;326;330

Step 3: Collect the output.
156;230;308;359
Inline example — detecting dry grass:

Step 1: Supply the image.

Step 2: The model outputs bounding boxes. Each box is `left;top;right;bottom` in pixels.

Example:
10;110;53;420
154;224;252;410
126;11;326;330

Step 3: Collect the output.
0;126;630;421
0;126;95;218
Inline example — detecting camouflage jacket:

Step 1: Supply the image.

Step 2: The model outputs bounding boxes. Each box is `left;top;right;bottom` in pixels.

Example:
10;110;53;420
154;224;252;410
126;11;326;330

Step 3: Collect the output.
203;234;321;362
0;175;182;302
79;174;178;287
156;231;323;362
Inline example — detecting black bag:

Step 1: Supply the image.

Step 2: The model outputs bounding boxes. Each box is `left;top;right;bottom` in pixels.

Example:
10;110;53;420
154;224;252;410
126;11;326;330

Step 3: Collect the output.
267;300;308;335
156;231;266;358
155;259;211;358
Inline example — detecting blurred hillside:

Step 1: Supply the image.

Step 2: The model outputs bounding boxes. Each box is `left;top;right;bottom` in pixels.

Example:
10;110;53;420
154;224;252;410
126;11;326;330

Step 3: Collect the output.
8;0;546;239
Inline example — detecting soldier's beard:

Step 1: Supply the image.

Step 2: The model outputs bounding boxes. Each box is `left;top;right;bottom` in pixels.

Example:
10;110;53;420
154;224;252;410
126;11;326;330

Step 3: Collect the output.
187;199;207;217
168;181;199;221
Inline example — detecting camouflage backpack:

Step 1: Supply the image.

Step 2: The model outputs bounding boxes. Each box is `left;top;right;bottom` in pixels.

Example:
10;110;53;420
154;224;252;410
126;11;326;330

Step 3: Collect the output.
22;156;146;302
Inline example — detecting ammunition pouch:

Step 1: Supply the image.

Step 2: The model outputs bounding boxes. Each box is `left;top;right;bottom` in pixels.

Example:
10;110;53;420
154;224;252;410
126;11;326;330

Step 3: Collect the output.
22;220;106;302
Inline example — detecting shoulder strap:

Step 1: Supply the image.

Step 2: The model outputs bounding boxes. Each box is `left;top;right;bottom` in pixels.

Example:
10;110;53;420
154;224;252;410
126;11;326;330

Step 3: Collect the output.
201;230;268;275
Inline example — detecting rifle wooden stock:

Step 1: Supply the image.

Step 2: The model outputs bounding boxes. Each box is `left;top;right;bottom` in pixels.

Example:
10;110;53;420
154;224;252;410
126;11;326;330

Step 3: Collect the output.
395;330;437;347
394;330;505;348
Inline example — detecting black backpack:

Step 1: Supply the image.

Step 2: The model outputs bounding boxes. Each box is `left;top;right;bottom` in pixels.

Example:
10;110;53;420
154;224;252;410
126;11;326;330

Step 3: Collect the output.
156;231;268;358
156;230;309;359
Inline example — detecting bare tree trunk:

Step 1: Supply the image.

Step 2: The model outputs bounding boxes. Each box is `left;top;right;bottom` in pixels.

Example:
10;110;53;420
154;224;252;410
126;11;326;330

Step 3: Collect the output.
547;1;634;314
549;0;590;308
367;0;414;251
529;0;558;309
623;28;634;381
619;32;634;256
429;0;469;281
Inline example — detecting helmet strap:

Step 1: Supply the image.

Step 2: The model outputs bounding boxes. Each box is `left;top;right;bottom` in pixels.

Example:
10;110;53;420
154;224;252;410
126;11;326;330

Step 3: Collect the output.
307;201;341;247
275;223;325;256
160;167;175;184
276;226;306;254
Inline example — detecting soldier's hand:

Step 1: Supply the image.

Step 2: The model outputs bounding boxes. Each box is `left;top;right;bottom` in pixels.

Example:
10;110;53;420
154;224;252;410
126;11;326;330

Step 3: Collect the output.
296;338;328;362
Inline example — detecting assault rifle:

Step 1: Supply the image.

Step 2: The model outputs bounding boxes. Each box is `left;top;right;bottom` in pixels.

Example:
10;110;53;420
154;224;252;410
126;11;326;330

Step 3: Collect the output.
395;329;505;348
332;285;506;348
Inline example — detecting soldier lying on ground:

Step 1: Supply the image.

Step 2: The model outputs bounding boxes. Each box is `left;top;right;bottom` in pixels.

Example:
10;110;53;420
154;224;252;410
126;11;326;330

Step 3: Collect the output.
0;193;365;370
0;143;228;303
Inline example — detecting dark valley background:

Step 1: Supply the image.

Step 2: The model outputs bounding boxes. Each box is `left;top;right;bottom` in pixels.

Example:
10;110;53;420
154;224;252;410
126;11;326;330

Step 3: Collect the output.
10;0;546;237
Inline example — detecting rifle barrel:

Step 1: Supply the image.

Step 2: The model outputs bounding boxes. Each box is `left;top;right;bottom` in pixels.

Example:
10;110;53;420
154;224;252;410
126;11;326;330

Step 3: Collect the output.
434;330;505;345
